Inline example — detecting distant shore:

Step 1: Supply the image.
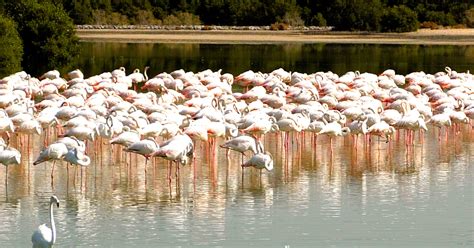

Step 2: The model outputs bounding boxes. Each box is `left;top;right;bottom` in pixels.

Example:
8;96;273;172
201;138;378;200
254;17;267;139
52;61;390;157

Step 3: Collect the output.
76;26;474;45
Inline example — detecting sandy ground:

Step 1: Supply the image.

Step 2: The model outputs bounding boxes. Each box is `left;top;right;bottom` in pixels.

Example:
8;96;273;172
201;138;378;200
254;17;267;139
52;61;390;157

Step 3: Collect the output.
76;28;474;45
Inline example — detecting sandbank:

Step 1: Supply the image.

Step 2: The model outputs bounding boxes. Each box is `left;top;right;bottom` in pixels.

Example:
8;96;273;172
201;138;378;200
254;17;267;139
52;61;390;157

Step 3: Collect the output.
76;28;474;45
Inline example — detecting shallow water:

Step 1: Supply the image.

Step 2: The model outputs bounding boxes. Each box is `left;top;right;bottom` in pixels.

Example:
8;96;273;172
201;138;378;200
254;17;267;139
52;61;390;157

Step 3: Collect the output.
0;127;472;247
74;42;474;78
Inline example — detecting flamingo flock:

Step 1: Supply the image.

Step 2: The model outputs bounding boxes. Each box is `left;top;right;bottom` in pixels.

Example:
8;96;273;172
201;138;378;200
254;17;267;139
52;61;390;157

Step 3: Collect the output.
0;66;473;186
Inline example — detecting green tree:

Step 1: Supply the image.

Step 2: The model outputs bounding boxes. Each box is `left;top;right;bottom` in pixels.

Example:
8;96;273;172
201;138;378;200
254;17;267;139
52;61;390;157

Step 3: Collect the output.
324;0;383;31
62;0;94;24
381;5;418;32
5;0;80;75
0;14;23;77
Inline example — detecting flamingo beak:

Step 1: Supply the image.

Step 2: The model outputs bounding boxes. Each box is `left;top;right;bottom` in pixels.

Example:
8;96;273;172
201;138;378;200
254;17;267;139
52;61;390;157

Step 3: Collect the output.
56;202;60;207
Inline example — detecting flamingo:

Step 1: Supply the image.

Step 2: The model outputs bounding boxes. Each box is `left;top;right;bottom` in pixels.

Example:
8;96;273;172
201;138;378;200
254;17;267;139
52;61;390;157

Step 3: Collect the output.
0;146;21;186
242;151;274;171
367;121;396;141
124;137;159;160
151;134;194;181
32;196;60;248
33;142;69;181
220;135;263;161
152;134;194;165
64;148;91;167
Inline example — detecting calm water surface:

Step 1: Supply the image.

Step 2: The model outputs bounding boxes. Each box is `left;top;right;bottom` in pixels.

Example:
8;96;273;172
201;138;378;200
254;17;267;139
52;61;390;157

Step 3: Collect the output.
0;128;472;247
1;42;473;247
74;42;474;78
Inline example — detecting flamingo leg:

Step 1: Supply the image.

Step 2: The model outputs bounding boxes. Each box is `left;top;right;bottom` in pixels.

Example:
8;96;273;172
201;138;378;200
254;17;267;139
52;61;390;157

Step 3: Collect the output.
51;161;56;188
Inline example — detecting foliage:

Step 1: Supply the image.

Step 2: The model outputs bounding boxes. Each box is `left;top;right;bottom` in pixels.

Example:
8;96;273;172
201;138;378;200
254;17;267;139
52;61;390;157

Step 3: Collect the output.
310;13;327;27
419;21;441;30
5;0;80;75
92;10;129;25
62;0;93;24
162;11;201;25
323;0;384;31
270;22;289;31
425;11;456;26
133;10;162;25
279;8;305;27
466;8;474;28
0;14;23;77
381;5;419;32
46;0;473;32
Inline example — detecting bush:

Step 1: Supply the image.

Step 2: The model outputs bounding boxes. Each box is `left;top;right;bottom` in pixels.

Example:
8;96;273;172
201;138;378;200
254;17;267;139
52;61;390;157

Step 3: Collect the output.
162;12;201;25
465;8;474;28
419;21;441;29
5;0;80;75
0;14;23;77
311;13;327;27
132;10;161;25
92;10;129;25
270;22;289;30
381;5;419;32
279;9;304;27
425;11;456;26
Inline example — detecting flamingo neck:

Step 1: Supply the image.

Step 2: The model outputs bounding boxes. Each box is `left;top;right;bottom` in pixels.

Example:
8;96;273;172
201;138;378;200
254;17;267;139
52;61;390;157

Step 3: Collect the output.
50;202;56;245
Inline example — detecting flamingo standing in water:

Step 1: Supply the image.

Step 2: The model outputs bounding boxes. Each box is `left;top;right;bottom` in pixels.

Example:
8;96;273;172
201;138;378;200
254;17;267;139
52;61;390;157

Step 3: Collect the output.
0;146;21;187
151;133;194;182
33;142;69;182
32;196;60;248
220;135;263;161
242;151;274;172
124;137;160;177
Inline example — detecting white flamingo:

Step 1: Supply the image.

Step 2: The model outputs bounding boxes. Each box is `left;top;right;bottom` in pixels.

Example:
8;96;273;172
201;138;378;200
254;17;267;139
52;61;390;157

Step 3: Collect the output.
220;135;263;160
152;134;194;165
64;148;91;167
0;146;21;186
242;151;274;171
31;196;60;248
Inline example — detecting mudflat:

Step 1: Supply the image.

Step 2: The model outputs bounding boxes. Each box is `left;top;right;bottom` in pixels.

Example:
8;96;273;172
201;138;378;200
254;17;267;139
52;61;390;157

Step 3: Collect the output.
76;28;474;45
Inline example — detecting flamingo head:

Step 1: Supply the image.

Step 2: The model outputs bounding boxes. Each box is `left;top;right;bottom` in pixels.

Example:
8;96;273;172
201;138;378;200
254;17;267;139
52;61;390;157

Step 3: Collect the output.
341;127;351;136
50;195;60;207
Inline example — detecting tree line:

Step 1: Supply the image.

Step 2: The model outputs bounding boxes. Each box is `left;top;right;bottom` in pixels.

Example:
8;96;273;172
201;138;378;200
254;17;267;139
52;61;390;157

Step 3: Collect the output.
53;0;473;31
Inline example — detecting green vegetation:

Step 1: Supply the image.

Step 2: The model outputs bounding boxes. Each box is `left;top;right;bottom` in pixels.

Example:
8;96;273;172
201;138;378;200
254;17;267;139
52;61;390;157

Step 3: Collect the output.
56;0;471;32
381;5;419;33
1;0;80;76
0;14;23;77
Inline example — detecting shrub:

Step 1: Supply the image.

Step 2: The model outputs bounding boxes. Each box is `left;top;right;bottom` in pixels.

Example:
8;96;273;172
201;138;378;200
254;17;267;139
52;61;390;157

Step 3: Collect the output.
419;21;441;29
270;22;289;30
5;0;80;75
381;5;419;32
162;12;201;25
311;13;327;27
132;10;161;25
425;11;456;26
0;14;23;77
279;9;304;27
466;8;474;28
92;10;129;25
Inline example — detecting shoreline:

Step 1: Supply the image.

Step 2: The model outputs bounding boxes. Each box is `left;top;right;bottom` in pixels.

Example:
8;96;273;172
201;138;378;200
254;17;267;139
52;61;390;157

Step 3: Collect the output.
76;28;474;45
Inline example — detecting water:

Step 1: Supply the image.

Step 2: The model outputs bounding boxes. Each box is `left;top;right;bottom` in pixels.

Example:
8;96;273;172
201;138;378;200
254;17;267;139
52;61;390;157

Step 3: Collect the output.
0;128;473;247
74;42;474;78
1;42;473;247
